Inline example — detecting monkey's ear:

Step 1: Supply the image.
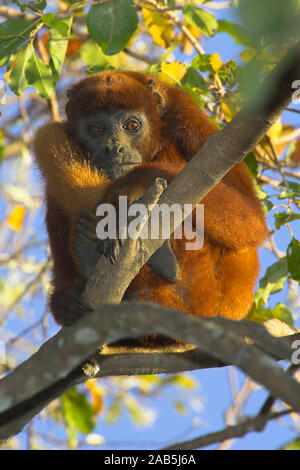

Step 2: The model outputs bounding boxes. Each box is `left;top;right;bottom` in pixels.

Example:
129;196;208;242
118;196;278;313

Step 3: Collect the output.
147;78;165;117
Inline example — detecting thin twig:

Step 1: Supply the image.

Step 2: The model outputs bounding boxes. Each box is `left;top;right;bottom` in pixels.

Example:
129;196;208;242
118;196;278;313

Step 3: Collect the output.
123;48;156;65
164;408;294;450
286;107;300;115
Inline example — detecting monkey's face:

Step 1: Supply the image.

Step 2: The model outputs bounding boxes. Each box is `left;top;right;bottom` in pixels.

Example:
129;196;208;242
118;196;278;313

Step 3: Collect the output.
78;109;150;180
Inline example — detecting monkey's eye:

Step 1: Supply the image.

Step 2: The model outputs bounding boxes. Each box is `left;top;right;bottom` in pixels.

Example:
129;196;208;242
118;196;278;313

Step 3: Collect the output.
123;118;141;132
88;123;104;137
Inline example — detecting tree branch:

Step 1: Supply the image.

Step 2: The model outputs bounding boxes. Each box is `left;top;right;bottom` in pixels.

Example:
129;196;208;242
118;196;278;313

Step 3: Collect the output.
0;304;300;443
164;408;293;450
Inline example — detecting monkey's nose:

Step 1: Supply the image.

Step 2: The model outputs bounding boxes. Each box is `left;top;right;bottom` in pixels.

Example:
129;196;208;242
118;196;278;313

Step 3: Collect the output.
105;145;124;155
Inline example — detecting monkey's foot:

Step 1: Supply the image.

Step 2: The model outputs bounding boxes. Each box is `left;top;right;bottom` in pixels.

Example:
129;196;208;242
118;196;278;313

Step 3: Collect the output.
101;237;123;264
51;281;93;327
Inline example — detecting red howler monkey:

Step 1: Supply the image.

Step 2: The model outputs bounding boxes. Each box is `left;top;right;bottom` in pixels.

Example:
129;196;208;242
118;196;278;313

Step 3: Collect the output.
33;71;268;346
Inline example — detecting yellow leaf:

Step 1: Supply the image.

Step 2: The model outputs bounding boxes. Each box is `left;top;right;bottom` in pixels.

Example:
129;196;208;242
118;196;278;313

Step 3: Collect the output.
86;380;104;416
267;119;282;141
210;52;222;72
221;102;235;122
8;206;25;232
143;9;175;48
157;61;187;85
265;121;294;158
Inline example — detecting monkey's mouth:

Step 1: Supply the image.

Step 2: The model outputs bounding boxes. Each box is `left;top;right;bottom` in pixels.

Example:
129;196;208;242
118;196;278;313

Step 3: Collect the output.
98;162;139;169
97;162;140;180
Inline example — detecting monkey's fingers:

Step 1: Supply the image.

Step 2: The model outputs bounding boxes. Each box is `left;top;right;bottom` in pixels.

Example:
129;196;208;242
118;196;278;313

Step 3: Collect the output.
102;238;121;264
76;211;98;241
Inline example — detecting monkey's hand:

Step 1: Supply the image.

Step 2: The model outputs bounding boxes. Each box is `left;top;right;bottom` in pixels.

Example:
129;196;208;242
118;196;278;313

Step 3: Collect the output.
75;205;121;266
75;210;104;278
94;196;180;281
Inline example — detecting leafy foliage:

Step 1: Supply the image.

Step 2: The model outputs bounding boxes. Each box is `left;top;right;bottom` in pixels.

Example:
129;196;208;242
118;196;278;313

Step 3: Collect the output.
87;0;138;55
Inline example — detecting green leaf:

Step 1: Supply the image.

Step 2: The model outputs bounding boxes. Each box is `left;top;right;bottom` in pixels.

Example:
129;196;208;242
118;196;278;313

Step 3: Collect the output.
25;52;55;98
42;14;70;36
287;238;300;282
278;181;300;199
0;18;37;63
274;211;300;229
30;0;47;12
184;5;218;37
247;301;294;327
244;152;258;178
255;184;268;200
278;189;300;199
13;0;46;13
218;19;256;48
8;44;31;95
12;0;28;12
272;303;295;327
48;17;73;79
279;180;300;192
62;387;94;436
181;83;206;107
191;54;213;73
217;60;237;85
255;257;288;305
79;41;117;68
183;67;206;91
86;65;116;76
87;0;138;55
262;199;273;213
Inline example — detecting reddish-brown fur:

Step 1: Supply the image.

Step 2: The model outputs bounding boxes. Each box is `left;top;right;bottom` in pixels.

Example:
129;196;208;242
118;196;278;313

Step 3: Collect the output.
33;71;268;335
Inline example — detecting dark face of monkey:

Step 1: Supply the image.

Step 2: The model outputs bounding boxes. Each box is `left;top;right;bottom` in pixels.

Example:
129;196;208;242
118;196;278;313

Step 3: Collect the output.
78;109;149;180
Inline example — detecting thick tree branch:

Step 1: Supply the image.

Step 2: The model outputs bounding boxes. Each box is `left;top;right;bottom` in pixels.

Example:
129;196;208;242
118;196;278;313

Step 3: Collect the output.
0;304;300;442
